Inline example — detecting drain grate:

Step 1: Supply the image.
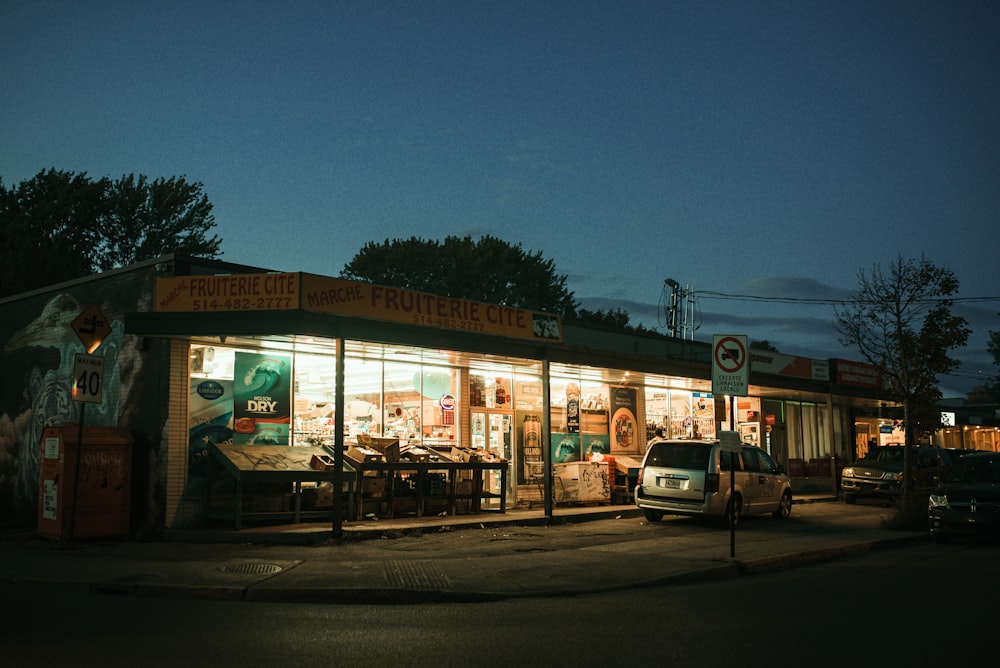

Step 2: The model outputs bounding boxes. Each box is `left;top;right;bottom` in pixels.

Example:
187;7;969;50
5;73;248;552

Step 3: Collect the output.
384;559;450;590
221;562;284;575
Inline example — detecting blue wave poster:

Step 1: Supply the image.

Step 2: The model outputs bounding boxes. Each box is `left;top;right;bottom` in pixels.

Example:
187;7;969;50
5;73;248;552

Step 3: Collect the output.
233;352;292;445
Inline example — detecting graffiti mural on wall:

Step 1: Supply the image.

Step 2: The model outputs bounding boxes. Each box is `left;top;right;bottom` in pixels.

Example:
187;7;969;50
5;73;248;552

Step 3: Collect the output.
0;269;160;529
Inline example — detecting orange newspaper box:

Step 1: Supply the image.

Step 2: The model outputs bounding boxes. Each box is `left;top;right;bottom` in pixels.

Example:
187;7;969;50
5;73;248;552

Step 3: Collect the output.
38;425;132;539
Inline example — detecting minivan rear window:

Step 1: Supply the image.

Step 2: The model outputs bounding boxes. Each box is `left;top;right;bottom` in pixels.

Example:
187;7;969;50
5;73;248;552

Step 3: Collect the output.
646;443;711;470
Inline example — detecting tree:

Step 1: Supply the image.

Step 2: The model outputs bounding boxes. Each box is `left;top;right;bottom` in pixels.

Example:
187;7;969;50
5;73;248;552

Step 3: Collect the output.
965;384;996;404
574;307;632;329
0;168;222;297
835;255;970;503
341;235;578;316
750;340;779;352
0;170;104;294
986;325;1000;401
97;174;221;271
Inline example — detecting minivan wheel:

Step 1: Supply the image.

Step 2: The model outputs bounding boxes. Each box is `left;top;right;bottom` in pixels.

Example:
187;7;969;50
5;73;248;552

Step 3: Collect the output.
772;491;792;518
643;509;664;522
726;496;743;529
844;494;856;505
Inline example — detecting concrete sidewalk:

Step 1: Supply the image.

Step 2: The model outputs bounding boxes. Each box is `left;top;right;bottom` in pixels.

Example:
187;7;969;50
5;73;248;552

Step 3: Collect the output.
0;497;927;604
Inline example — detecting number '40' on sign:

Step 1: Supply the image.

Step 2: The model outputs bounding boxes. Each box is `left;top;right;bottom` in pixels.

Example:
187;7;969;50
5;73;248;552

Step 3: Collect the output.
72;353;105;404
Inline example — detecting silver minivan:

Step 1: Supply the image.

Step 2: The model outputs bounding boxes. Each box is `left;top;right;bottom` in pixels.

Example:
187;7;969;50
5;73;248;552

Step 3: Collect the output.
635;432;792;525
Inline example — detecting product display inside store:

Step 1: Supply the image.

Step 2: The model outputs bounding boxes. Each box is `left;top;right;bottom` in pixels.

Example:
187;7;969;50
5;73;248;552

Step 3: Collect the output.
187;341;714;521
189;342;516;519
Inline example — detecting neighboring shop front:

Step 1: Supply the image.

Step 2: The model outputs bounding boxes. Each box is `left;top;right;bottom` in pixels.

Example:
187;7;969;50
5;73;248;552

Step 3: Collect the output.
933;404;1000;452
832;359;912;460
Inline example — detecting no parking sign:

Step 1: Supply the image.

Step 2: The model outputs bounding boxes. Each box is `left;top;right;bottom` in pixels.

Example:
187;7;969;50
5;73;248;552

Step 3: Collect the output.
712;334;748;396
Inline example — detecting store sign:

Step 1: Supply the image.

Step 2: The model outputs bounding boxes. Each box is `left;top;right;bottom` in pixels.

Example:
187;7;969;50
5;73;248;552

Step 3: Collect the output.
833;359;883;388
749;351;829;382
153;272;564;343
154;273;300;312
300;274;563;343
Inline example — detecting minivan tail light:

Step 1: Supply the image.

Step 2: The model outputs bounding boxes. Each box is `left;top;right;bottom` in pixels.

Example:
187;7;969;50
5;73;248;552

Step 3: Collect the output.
706;473;720;493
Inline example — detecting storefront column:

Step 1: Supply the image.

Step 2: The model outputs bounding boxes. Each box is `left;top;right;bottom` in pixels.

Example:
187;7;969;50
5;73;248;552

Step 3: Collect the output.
827;392;837;496
331;338;346;535
542;359;553;517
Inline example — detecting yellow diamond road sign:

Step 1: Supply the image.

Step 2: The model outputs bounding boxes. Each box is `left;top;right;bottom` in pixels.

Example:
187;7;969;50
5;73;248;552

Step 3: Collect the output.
72;303;111;354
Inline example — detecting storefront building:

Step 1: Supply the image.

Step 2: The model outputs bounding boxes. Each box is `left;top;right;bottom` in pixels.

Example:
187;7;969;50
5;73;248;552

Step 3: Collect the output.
933;401;1000;452
0;254;888;535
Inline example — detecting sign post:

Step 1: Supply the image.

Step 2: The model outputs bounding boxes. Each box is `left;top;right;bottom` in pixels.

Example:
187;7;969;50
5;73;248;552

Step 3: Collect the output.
68;304;109;540
713;335;748;558
719;431;741;557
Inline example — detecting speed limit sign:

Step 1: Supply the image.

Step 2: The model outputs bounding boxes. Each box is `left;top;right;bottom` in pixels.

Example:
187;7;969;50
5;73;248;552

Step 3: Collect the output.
72;353;104;404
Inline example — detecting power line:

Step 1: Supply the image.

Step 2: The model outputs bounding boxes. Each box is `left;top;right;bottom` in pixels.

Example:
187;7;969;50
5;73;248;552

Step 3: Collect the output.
692;291;1000;306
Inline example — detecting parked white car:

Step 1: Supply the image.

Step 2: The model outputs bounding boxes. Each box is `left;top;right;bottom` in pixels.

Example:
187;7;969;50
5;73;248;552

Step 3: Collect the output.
635;432;792;526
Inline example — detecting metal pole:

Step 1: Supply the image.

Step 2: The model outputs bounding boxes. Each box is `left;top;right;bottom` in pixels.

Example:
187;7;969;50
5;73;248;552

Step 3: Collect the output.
542;359;553;518
68;403;86;541
729;395;736;557
730;450;736;558
827;392;838;497
331;338;345;536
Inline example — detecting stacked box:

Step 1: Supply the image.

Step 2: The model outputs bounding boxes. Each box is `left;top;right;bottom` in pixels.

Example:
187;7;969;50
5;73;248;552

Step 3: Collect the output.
423;498;451;515
361;477;386;498
427;472;448;496
310;454;336;470
457;479;482;496
347;446;382;463
400;445;430;462
314;483;335;507
451;447;481;463
249;494;290;512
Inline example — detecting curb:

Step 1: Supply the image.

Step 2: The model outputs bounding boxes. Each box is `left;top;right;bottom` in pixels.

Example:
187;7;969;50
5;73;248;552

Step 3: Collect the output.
4;533;926;606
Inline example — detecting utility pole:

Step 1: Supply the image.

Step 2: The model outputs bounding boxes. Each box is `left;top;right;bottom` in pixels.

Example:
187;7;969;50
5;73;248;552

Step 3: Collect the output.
665;278;680;337
663;278;695;339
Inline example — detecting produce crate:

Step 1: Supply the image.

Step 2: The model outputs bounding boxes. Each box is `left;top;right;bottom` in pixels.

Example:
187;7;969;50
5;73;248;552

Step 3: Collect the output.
347;446;382;463
249;494;290;512
310;454;336;470
361;476;386;498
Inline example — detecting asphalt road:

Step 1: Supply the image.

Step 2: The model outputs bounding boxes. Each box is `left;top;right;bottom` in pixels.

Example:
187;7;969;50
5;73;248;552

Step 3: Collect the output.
3;538;997;668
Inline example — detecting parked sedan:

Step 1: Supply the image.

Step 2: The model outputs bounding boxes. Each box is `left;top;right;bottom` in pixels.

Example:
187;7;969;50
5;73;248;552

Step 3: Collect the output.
841;445;952;504
928;452;1000;543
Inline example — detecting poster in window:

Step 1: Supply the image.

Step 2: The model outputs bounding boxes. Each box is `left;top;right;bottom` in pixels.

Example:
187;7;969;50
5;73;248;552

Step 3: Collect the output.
233;352;292;445
189;378;233;474
610;386;638;453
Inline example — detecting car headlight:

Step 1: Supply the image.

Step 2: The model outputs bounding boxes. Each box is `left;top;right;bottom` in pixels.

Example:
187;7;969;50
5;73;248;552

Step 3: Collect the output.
883;471;902;481
842;467;855;477
928;493;949;509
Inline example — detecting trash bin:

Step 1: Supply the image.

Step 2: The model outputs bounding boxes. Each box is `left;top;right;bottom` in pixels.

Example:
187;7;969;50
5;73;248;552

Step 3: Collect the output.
38;425;133;539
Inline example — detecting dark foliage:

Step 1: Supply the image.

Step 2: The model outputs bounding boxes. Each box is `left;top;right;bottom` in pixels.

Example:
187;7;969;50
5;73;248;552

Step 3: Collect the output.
0;169;222;297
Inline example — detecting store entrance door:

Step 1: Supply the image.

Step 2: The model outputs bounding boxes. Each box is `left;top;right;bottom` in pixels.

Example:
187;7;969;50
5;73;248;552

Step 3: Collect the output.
471;409;513;506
